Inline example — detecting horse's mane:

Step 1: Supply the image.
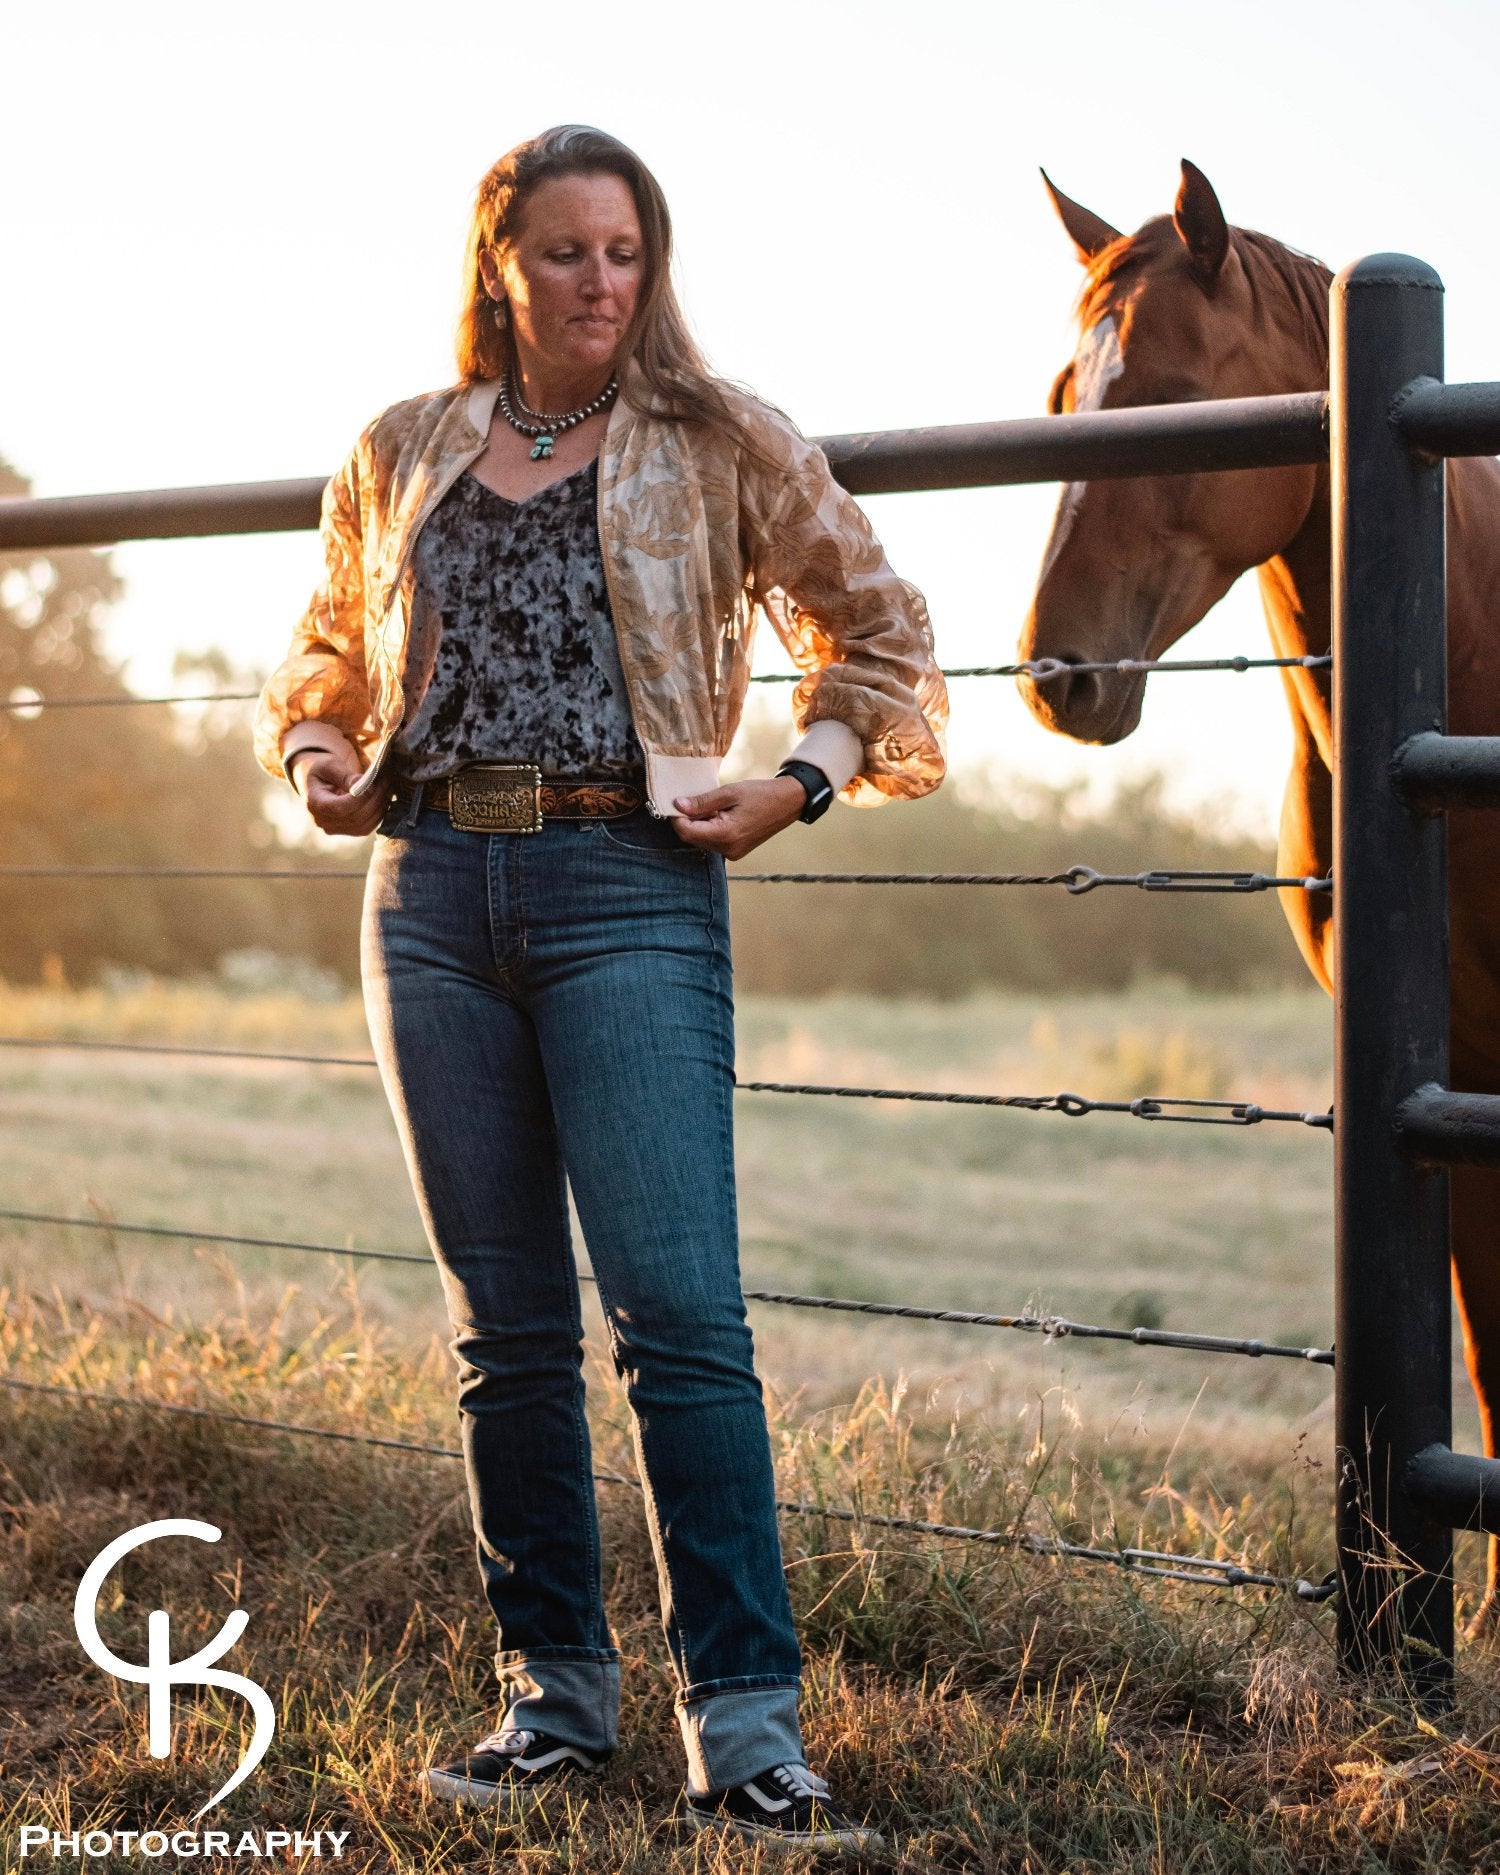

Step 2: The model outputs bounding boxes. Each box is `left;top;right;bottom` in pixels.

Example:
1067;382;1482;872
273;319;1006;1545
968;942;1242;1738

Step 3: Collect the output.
1077;216;1334;362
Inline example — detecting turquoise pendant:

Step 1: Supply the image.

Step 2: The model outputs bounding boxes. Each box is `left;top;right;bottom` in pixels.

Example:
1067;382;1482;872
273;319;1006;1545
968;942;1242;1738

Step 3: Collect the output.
530;434;555;461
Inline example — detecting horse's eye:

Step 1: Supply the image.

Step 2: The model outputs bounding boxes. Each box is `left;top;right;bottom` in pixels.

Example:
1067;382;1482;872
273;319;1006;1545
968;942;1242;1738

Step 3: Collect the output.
1047;366;1073;416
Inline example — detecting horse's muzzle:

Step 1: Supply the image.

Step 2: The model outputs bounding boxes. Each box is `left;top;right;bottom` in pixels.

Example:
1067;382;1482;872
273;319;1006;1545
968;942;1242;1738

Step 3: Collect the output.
1022;656;1146;745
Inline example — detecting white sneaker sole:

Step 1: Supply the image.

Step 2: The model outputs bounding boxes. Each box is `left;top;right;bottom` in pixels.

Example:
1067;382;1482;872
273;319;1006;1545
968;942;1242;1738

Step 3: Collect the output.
425;1765;598;1810
685;1806;885;1857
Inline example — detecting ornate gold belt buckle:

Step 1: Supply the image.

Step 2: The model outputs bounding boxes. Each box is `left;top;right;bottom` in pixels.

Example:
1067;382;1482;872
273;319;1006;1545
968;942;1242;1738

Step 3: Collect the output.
449;763;543;833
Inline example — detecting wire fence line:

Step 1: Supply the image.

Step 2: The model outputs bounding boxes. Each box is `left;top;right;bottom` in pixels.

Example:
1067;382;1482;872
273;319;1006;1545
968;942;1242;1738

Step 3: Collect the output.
739;1080;1333;1129
732;867;1333;894
0;1035;377;1068
0;1207;1335;1366
0;653;1334;714
0;1036;1333;1130
999;654;1332;683
0;866;369;882
0;862;1334;893
0;598;1341;1613
772;1299;1335;1365
0;1373;1337;1601
756;655;1334;685
0;690;261;712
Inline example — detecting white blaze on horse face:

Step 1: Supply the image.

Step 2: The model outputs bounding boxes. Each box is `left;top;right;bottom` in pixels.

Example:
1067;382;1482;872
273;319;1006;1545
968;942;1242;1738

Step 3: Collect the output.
1070;313;1125;415
1036;315;1127;589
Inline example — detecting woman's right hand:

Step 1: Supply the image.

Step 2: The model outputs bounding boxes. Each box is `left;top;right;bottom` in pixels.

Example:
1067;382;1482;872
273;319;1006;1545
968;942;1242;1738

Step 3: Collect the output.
291;747;390;838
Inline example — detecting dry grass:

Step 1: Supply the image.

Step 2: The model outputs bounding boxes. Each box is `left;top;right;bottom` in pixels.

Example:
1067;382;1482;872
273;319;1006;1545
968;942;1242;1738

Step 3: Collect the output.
2;978;1497;1868
3;1287;1500;1873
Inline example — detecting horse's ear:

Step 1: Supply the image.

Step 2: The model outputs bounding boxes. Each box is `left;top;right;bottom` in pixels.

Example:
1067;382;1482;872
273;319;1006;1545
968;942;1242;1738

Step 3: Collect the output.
1040;169;1122;265
1173;159;1229;283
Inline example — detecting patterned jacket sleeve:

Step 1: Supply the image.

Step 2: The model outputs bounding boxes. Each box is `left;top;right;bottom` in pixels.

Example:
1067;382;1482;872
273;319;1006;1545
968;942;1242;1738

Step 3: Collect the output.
738;406;948;806
251;441;374;782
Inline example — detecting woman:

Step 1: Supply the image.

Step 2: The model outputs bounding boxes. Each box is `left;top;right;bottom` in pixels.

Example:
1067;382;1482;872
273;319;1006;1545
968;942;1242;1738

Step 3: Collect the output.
254;124;947;1854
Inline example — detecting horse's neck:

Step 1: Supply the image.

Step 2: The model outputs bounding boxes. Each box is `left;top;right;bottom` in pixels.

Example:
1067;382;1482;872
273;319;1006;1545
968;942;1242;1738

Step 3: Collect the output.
1243;280;1336;763
1256;470;1333;764
1257;455;1500;764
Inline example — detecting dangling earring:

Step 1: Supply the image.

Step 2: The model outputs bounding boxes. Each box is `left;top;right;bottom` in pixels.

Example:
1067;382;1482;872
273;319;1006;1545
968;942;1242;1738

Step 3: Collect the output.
491;297;509;331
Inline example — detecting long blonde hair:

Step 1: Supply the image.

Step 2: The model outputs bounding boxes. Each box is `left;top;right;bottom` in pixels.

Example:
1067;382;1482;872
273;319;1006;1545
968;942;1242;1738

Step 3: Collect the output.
456;125;745;439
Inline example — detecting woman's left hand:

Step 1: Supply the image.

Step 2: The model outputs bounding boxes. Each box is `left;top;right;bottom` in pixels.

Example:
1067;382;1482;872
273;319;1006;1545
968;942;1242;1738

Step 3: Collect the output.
670;777;810;860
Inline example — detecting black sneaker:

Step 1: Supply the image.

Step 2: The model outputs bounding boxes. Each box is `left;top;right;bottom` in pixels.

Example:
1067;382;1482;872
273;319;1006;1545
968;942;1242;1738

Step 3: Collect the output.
425;1726;609;1808
685;1760;885;1855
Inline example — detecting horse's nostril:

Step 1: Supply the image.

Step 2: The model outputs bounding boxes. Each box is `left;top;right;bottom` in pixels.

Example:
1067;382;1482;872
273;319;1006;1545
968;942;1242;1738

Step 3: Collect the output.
1058;665;1102;718
1024;651;1125;730
1023;646;1144;744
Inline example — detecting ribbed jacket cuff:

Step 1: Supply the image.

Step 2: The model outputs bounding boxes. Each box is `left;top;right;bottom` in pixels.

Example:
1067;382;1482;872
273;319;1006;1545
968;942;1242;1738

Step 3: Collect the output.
279;721;358;789
784;718;863;796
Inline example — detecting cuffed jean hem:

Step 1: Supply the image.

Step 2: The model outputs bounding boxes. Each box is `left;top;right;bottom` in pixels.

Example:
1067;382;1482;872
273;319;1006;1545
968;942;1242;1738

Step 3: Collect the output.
496;1650;622;1756
675;1680;805;1795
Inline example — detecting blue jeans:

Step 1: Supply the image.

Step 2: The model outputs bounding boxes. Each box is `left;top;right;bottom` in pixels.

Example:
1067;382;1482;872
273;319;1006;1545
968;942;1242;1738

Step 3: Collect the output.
360;791;804;1793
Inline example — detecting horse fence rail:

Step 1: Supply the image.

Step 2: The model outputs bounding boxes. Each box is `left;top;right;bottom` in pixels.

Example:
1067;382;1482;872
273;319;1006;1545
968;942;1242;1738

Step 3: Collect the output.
7;254;1497;1684
1327;260;1500;1705
0;392;1331;552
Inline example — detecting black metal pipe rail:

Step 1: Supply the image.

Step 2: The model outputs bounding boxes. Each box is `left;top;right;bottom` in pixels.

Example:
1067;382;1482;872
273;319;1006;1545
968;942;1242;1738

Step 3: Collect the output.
1393;733;1500;812
1395;379;1500;461
1408;1445;1500;1537
0;478;326;550
1327;253;1500;1701
1330;254;1454;1703
1393;1085;1500;1168
822;394;1329;494
0;394;1331;550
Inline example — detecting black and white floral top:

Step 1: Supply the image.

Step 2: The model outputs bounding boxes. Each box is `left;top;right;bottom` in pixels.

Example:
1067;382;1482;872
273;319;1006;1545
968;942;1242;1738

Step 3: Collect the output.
396;458;645;781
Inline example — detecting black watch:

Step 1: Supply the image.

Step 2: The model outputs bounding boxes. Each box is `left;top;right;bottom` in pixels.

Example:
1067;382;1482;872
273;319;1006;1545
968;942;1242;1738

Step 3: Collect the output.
776;759;835;824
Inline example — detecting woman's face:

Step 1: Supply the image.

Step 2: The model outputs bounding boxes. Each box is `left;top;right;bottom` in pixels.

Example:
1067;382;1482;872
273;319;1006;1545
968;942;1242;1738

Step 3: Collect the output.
485;172;645;380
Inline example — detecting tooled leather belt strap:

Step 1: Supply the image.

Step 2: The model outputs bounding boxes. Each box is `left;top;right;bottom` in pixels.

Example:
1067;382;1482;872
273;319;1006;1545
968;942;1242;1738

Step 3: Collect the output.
397;764;646;833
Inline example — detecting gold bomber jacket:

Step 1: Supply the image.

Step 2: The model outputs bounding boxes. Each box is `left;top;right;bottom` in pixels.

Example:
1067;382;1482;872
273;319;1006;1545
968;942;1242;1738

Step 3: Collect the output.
253;367;949;816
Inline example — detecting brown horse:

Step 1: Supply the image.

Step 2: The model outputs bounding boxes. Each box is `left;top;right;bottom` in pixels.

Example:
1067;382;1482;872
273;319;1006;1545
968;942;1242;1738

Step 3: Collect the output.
1020;160;1500;1627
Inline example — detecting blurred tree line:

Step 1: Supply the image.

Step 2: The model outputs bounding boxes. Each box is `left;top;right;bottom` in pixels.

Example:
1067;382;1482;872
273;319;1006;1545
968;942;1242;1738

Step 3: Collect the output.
725;718;1306;996
0;456;351;985
1;455;1306;996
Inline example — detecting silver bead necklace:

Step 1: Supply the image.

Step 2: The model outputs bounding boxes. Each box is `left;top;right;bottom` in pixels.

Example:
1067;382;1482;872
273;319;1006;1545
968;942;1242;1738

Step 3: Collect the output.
498;368;618;461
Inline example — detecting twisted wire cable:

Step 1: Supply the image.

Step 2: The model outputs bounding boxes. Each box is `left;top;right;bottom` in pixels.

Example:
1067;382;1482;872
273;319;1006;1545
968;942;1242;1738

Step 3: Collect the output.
0;1036;1333;1129
0;1373;1337;1602
0;653;1332;713
752;655;1332;684
0;863;1333;892
0;1208;1334;1365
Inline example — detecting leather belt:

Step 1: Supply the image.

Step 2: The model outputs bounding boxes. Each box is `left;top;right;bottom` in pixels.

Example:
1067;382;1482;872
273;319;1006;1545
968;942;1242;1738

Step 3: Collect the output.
397;763;647;833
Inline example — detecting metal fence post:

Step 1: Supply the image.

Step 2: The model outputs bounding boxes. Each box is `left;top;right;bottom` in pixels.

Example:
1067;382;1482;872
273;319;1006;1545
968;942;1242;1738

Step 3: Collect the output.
1331;255;1452;1701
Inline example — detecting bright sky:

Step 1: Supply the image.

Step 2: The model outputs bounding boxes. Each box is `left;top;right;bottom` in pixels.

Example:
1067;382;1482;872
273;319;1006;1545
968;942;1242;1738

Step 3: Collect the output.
4;0;1497;835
